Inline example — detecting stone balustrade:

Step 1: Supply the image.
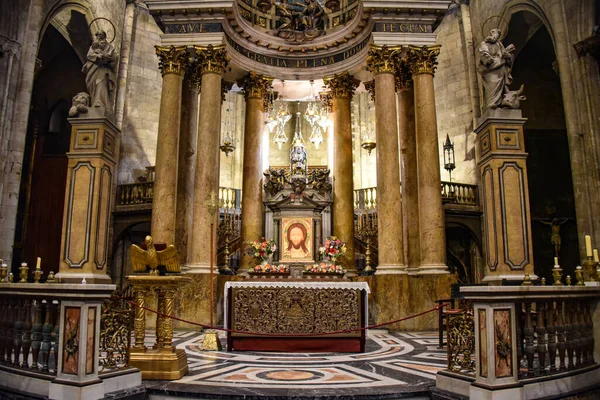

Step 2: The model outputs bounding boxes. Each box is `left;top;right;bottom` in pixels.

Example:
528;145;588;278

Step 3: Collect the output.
437;285;600;399
0;283;141;399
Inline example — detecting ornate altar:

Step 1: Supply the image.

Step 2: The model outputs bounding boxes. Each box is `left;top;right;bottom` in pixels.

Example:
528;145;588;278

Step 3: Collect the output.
225;281;369;352
263;141;333;272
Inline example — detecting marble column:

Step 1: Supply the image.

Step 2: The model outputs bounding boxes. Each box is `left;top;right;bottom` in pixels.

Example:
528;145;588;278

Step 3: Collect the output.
238;72;273;270
152;46;188;245
175;63;200;265
396;60;421;273
367;45;405;274
188;45;229;273
324;73;359;274
407;45;448;274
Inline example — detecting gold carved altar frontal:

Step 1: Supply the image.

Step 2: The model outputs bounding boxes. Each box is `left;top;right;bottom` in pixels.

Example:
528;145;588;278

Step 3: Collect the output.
231;288;362;337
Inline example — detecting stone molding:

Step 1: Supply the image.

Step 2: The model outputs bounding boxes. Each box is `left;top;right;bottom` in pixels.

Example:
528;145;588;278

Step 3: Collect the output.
366;44;402;75
407;45;441;76
155;45;189;76
194;44;229;75
323;72;360;99
237;72;273;102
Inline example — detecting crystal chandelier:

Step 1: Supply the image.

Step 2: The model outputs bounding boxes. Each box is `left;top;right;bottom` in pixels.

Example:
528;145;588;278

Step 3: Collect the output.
220;93;236;156
304;80;326;149
270;81;292;150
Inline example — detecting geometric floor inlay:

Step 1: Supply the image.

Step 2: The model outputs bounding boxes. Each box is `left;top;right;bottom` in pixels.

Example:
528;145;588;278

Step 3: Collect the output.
143;330;447;398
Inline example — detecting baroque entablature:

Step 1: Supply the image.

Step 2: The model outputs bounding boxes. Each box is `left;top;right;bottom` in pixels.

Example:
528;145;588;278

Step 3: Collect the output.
146;0;450;79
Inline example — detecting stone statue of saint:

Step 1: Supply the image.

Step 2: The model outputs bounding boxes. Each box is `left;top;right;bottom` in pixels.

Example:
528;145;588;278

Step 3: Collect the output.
82;30;117;109
477;29;516;110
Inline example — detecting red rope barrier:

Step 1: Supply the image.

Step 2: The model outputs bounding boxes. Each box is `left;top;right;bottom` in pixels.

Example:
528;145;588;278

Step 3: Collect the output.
126;300;451;337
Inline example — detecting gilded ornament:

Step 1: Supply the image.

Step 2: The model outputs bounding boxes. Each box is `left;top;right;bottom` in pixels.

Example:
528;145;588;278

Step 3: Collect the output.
394;59;413;90
185;59;202;90
319;91;332;113
99;290;133;371
366;45;402;75
130;235;180;275
407;45;441;76
237;72;273;102
194;44;229;75
155;45;189;76
447;310;475;373
221;80;234;104
363;80;375;102
323;72;360;99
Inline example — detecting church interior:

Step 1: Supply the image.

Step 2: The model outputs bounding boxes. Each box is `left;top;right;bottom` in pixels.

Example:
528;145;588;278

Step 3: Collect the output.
0;0;599;399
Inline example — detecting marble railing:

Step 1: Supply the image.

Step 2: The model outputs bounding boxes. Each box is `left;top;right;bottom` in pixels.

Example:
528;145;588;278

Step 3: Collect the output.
439;285;600;399
117;181;154;206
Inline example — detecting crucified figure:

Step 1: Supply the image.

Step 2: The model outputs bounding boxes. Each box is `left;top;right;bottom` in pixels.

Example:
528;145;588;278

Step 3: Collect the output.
534;218;570;257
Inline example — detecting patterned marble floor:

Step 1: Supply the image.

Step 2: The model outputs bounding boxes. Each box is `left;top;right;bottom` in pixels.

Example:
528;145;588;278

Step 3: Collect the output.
143;330;447;399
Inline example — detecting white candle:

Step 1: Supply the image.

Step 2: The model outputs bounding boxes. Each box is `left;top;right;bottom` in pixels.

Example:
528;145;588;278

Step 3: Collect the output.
554;257;558;266
36;257;41;269
585;235;593;257
594;249;599;263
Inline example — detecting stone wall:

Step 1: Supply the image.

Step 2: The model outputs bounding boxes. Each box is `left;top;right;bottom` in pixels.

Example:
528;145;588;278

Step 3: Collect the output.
433;8;478;185
117;4;163;184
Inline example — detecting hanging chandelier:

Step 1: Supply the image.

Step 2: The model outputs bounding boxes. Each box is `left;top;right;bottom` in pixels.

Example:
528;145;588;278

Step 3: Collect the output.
271;81;292;150
220;93;236;157
304;80;326;149
360;99;376;155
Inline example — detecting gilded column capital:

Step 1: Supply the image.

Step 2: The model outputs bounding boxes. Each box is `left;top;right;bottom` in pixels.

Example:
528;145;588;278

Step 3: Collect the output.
394;59;413;91
366;45;402;75
185;60;202;90
407;45;441;76
319;91;332;113
237;72;273;102
221;80;234;103
194;44;229;75
155;45;189;76
363;80;375;101
323;72;360;99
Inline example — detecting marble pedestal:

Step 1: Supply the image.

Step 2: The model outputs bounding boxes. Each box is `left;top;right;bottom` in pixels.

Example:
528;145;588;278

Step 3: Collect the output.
58;110;120;284
475;109;534;283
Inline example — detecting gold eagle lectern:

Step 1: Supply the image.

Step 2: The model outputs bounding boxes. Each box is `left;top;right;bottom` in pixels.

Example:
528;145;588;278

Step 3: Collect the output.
130;235;179;275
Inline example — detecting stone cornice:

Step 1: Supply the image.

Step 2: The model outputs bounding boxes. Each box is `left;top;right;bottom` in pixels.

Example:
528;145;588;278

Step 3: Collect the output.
406;44;440;76
323;72;360;99
155;45;190;76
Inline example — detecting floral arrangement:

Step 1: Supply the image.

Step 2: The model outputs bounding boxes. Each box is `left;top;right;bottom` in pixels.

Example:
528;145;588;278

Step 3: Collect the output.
319;236;347;263
305;262;343;274
251;264;289;273
245;238;277;261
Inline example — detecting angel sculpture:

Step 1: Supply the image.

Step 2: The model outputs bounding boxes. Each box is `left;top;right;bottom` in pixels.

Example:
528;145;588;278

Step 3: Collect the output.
130;235;180;275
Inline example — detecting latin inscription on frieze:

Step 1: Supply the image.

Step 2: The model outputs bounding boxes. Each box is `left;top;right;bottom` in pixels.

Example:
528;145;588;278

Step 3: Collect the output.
226;34;370;68
164;23;222;34
374;23;432;34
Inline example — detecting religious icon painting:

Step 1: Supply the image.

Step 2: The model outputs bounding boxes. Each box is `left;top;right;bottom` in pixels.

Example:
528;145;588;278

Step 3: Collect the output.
281;217;313;262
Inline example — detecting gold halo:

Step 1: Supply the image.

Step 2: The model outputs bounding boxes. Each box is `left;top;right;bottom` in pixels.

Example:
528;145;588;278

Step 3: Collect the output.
88;17;116;43
481;15;509;42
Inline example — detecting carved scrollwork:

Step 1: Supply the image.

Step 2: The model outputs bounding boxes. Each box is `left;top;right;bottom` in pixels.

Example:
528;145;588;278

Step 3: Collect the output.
406;45;441;76
237;72;274;102
323;72;360;99
155;45;189;76
194;44;229;75
99;289;133;372
447;311;476;374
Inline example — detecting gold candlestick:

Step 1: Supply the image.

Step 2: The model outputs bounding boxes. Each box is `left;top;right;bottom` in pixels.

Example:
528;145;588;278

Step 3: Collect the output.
552;266;563;286
8;272;14;283
19;263;29;283
582;256;596;282
0;263;7;283
566;275;572;286
575;266;584;286
522;273;532;285
33;266;43;283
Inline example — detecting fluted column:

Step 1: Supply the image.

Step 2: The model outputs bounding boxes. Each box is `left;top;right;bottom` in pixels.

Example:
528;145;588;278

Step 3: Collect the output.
238;73;273;270
324;73;359;274
367;45;405;274
188;45;229;273
152;46;188;245
396;60;420;273
407;45;448;273
175;62;201;265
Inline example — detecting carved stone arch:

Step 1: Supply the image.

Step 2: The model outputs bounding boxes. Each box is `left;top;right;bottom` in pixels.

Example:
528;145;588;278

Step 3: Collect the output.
39;0;99;64
501;1;555;47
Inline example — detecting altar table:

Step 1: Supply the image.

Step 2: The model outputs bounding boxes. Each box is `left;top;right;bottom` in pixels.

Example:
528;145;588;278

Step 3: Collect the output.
225;281;370;352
